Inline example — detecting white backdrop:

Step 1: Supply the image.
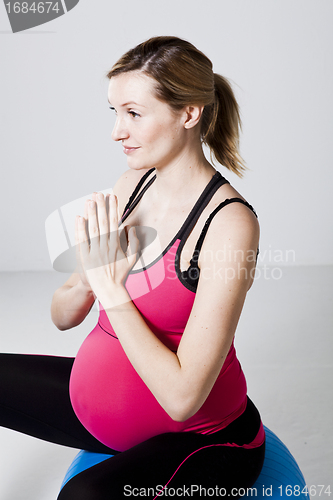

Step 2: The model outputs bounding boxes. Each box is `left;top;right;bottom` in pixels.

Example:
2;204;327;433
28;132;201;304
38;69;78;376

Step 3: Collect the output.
0;1;332;498
1;0;332;271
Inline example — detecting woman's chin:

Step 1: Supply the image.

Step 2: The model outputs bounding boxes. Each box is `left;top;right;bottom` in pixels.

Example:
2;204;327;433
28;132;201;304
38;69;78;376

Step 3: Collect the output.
126;159;152;171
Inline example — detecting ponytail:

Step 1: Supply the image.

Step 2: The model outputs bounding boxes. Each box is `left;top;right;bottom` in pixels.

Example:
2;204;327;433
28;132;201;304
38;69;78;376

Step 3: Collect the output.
201;73;246;177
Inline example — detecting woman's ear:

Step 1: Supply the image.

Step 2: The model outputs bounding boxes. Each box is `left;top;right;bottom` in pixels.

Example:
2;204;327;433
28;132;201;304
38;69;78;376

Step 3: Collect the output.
183;105;204;129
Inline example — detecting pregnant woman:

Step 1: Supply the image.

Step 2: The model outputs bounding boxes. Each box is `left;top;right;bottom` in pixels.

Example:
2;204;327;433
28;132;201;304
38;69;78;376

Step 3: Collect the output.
1;36;265;499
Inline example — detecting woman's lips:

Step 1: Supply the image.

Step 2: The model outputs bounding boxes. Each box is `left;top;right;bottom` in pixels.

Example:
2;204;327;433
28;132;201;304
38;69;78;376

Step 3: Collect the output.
123;146;140;155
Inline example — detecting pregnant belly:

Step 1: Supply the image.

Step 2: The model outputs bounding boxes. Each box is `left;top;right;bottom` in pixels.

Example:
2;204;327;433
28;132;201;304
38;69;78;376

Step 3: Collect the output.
69;323;182;451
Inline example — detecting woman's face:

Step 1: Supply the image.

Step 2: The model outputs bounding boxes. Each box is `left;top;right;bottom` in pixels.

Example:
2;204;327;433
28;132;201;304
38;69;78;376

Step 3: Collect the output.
108;71;187;171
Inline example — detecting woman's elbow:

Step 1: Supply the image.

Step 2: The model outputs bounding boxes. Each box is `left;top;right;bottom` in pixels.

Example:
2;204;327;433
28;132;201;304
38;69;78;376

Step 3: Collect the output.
50;310;69;331
167;395;201;423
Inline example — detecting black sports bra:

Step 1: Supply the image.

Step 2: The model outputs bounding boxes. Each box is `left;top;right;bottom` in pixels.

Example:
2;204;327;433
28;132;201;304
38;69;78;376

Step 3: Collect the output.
120;168;259;292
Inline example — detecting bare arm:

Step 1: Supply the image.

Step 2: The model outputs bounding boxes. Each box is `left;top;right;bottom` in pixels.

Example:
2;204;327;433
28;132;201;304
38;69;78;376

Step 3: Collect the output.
50;168;152;331
51;273;96;331
102;202;260;421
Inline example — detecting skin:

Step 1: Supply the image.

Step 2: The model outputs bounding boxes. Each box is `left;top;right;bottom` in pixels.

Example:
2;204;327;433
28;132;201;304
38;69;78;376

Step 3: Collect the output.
51;70;260;422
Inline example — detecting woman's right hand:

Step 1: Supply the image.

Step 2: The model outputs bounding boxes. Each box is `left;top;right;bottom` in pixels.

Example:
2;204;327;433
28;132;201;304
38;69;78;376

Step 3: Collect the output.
75;231;92;291
51;193;99;330
74;192;98;292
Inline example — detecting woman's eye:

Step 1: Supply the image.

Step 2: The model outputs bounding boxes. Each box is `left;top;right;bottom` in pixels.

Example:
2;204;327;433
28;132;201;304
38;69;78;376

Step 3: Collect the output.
129;111;140;118
109;106;117;115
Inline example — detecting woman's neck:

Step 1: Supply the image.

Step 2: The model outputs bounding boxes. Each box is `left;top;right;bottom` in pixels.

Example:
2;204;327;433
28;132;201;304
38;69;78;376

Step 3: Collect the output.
150;146;216;210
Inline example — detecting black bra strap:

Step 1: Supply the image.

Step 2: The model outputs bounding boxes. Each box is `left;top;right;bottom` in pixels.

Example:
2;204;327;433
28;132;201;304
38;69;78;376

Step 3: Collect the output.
119;168;156;226
176;172;230;241
190;198;258;265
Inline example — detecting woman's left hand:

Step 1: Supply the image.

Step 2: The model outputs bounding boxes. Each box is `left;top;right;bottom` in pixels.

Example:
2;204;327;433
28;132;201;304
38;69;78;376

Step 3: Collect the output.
75;192;139;309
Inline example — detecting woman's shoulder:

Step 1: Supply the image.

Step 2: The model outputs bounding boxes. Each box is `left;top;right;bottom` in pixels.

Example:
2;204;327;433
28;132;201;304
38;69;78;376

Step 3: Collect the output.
206;179;258;222
113;168;154;218
197;181;260;268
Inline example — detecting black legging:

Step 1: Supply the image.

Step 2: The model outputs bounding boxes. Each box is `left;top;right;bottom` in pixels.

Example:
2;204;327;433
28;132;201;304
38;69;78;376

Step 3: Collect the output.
0;353;265;499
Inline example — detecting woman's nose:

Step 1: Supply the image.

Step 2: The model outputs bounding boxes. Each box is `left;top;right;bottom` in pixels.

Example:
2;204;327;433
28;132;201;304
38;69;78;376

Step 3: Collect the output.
111;117;129;142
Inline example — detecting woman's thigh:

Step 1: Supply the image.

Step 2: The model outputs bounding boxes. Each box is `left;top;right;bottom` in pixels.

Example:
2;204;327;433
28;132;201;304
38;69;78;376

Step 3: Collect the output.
0;353;119;454
58;431;265;500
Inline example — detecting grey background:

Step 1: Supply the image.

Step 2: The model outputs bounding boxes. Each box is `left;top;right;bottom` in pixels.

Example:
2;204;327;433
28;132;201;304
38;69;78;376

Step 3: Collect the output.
0;1;332;499
1;0;332;270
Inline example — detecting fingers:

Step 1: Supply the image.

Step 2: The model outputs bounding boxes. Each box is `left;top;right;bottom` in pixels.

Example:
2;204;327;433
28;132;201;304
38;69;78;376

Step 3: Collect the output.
127;226;140;268
79;192;120;263
108;194;119;234
84;194;95;246
85;193;113;235
76;192;139;286
108;194;120;263
88;200;100;250
74;216;89;282
85;192;103;251
74;214;81;272
96;193;109;249
76;215;89;259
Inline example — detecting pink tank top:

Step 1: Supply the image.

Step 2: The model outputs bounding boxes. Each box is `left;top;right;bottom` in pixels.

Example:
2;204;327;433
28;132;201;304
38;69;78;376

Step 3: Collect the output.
69;169;259;452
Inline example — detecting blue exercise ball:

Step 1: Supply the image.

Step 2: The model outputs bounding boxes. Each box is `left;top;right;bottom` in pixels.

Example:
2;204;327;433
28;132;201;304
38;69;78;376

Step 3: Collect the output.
245;426;307;498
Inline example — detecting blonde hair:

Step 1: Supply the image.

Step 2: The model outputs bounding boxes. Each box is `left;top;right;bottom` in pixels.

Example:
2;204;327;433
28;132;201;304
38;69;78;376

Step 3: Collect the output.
106;36;246;177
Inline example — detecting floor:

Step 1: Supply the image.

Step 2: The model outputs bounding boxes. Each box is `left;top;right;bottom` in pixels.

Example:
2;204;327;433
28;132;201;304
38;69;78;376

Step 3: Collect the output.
0;267;332;499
